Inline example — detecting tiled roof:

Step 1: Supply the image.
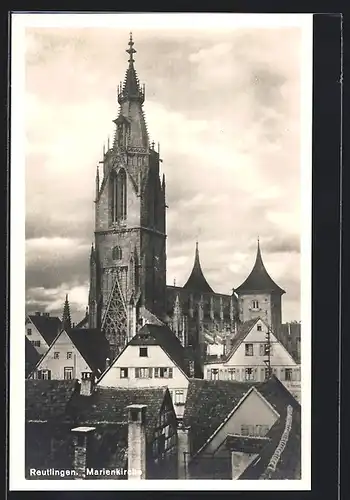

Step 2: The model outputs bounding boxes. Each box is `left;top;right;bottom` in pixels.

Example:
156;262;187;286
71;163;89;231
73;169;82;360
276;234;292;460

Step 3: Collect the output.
28;314;62;345
67;328;110;375
183;379;257;454
25;379;79;422
235;242;285;295
128;323;189;375
239;386;301;480
183;243;214;294
71;387;167;441
25;337;41;377
184;375;300;461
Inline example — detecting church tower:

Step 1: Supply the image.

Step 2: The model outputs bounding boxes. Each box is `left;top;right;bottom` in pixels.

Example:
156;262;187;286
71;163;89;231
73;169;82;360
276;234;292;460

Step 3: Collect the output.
88;34;167;357
235;239;285;335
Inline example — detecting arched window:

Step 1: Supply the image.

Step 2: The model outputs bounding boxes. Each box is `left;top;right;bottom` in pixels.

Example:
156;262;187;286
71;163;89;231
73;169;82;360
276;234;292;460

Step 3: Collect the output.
112;246;122;261
111;169;127;222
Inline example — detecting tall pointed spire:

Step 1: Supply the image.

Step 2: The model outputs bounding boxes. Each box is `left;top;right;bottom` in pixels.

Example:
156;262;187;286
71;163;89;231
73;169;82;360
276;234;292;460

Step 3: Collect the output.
118;32;145;105
183;242;214;293
62;294;72;331
235;239;285;294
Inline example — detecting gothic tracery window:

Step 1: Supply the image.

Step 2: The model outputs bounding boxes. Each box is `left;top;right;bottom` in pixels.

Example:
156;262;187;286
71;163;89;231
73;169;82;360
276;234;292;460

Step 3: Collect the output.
111;169;127;223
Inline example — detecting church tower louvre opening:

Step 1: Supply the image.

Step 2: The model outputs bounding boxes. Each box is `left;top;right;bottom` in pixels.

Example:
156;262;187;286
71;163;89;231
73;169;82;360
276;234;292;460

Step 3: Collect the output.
88;33;167;358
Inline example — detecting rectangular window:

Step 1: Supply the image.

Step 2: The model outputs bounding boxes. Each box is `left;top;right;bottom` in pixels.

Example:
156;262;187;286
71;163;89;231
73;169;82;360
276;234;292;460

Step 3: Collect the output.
41;370;51;380
120;367;129;378
67;352;72;360
53;352;60;359
64;367;73;380
31;340;41;347
228;368;235;380
174;390;185;405
241;424;269;437
135;367;152;378
285;368;293;381
154;367;173;378
211;369;219;380
139;347;148;357
27;328;32;336
252;300;259;310
245;368;254;381
245;344;253;356
257;324;262;331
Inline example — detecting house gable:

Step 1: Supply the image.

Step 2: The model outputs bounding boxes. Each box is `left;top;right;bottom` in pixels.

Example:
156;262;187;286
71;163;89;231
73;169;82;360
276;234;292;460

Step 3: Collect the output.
98;343;189;388
25;317;50;356
226;319;297;367
194;387;280;459
34;330;93;380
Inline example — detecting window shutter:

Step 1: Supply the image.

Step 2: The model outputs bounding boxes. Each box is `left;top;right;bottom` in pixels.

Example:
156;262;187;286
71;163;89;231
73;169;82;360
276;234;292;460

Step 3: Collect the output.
135;368;140;378
280;367;285;381
254;367;258;381
149;368;153;378
48;370;51;380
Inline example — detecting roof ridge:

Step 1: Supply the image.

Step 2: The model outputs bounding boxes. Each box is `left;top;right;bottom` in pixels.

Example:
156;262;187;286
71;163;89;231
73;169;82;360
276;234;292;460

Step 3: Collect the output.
260;405;294;479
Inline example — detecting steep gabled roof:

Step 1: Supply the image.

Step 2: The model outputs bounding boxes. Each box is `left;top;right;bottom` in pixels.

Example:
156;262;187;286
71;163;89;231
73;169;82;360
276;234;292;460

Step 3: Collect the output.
238;379;301;480
222;317;260;362
67;328;111;375
128;323;189;375
183;379;257;454
25;379;79;422
235;241;285;295
184;375;300;459
71;387;168;442
28;314;62;345
183;242;214;294
25;337;41;377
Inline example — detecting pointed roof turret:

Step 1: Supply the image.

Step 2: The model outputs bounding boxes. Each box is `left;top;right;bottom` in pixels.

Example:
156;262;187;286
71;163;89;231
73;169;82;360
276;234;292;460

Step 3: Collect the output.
117;33;145;105
183;242;214;294
62;294;72;331
235;239;285;295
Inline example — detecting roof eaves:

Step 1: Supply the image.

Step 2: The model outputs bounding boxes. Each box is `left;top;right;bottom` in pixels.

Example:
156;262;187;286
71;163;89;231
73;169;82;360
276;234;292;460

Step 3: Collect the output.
191;385;256;459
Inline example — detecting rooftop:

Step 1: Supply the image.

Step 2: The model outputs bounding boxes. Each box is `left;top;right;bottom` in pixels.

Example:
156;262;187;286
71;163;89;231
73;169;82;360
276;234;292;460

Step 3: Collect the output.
183;242;214;294
235;241;285;295
27;313;62;346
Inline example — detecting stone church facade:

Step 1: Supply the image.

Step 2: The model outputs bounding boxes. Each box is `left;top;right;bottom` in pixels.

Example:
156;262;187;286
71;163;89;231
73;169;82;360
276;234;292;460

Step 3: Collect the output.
87;35;285;360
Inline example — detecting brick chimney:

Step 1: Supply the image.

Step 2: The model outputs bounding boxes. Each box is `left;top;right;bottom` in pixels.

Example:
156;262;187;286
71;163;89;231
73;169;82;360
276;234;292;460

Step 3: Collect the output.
71;426;95;479
80;372;94;396
126;404;147;480
105;357;111;370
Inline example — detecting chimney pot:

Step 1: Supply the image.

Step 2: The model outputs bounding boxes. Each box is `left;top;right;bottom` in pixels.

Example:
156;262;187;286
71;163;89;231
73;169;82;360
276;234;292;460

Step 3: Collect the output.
105;357;111;370
71;426;95;479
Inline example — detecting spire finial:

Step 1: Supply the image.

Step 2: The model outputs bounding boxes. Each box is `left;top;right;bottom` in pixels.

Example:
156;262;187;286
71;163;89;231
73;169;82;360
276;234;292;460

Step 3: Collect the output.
126;32;136;64
62;294;72;331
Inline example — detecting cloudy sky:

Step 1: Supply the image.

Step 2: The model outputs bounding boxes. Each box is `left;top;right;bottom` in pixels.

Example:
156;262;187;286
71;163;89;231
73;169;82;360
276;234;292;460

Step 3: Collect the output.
23;16;309;323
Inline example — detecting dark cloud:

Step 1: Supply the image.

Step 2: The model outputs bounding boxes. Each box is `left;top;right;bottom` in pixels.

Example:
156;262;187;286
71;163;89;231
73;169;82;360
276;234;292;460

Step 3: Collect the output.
26;246;90;290
24;24;303;321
